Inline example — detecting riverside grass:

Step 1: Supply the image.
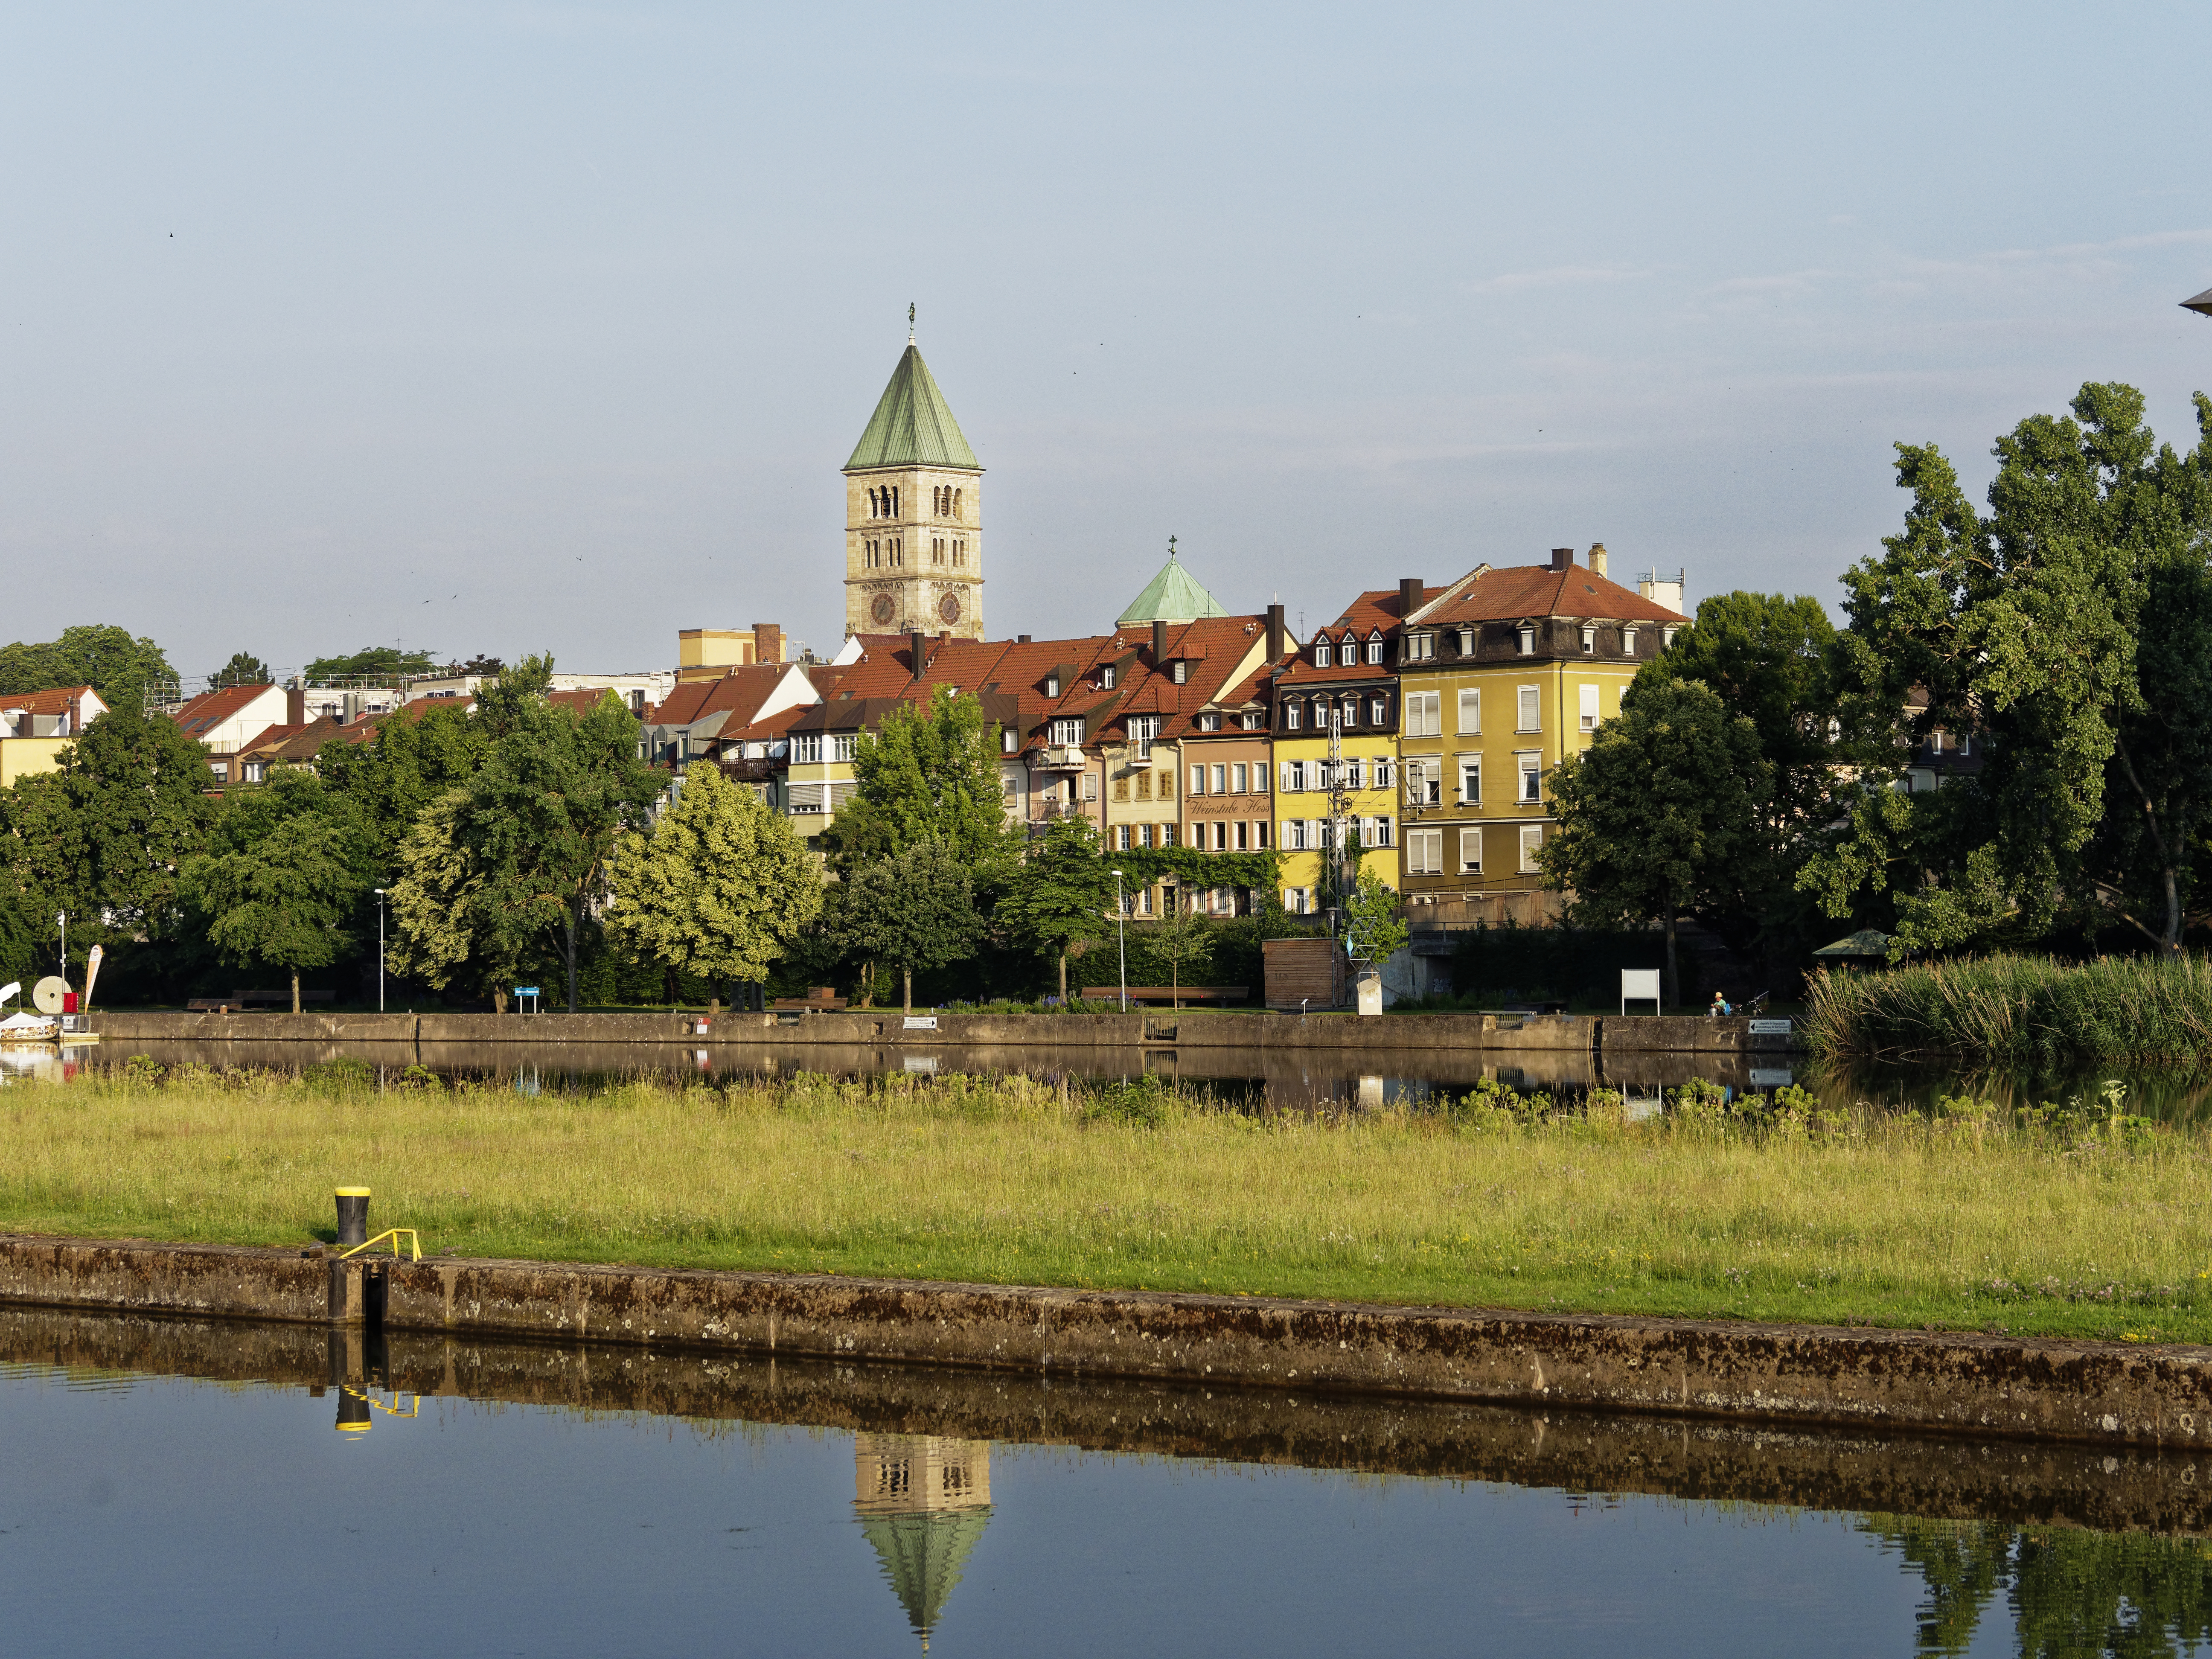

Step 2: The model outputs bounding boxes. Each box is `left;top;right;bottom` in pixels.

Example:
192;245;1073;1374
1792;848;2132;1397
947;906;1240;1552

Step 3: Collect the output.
1;1062;2207;1343
1806;953;2212;1068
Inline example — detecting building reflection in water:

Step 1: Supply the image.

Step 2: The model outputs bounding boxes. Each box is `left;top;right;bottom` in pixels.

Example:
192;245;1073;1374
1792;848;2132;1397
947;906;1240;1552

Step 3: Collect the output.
853;1434;993;1651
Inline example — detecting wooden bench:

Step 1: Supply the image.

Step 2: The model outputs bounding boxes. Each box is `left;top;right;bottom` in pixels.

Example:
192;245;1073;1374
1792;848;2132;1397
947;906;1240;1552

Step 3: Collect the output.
1080;986;1249;1006
186;999;242;1013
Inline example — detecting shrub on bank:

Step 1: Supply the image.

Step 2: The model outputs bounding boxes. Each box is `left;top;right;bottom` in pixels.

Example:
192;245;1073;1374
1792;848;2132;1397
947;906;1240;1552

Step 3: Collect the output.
1805;953;2212;1067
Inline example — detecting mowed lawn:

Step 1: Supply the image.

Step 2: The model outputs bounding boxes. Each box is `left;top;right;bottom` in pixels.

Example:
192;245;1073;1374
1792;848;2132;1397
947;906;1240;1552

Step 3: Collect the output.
1;1066;2206;1343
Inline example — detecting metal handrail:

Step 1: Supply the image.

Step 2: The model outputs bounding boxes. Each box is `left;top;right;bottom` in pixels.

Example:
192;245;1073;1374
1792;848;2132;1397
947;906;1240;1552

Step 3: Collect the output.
339;1228;422;1263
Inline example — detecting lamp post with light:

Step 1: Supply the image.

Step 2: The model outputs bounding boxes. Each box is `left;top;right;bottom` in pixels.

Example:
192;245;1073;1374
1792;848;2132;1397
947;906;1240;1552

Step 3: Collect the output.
56;913;66;988
373;889;387;1013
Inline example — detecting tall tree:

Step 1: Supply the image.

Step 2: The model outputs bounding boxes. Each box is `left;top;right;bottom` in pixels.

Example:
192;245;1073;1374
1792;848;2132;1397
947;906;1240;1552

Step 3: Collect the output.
306;645;439;683
823;693;1016;878
315;700;489;865
995;815;1112;1001
0;702;216;969
1536;676;1769;1006
184;814;366;1013
212;652;270;688
0;625;178;707
1803;384;2212;952
608;763;823;999
829;840;981;1013
385;664;659;1010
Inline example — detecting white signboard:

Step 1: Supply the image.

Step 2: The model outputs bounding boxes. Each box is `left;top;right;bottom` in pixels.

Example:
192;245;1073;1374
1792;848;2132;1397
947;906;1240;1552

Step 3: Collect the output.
1749;1019;1793;1036
903;1016;938;1031
1620;969;1662;1014
1749;1068;1794;1089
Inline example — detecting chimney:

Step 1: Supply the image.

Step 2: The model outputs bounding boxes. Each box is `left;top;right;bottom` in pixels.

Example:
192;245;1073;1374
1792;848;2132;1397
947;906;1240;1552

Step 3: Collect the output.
1266;602;1286;659
1550;547;1574;571
1587;543;1609;579
286;685;306;725
1151;619;1168;666
909;630;927;680
1398;576;1424;618
751;622;784;664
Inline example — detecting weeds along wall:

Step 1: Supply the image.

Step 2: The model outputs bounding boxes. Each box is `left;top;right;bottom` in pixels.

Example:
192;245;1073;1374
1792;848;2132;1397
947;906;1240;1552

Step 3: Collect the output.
1805;954;2212;1067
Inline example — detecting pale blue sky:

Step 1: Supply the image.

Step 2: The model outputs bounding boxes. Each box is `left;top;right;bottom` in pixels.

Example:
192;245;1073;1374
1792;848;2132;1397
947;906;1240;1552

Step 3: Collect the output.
5;2;2209;687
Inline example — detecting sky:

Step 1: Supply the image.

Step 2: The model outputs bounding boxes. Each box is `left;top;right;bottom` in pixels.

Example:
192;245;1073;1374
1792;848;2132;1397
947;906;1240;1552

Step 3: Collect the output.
4;2;2210;690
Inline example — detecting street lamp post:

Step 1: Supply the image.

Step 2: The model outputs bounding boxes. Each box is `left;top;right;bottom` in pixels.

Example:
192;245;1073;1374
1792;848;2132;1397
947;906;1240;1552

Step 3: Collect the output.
1111;869;1128;1013
373;889;387;1013
55;913;66;987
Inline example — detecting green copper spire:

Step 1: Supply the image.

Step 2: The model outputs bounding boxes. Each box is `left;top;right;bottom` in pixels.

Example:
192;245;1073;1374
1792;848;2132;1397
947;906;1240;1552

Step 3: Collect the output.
859;1508;994;1647
846;342;981;472
1116;536;1228;625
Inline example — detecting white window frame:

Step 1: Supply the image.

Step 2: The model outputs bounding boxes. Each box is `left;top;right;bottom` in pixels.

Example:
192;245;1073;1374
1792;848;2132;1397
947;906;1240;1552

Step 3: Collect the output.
1405;632;1435;661
1516;685;1541;733
1579;683;1600;732
1459;827;1483;874
1621;627;1636;656
1049;717;1082;746
1232;762;1248;794
1517;625;1536;656
1405;691;1441;737
1314;642;1332;667
1580;626;1596;655
1517;752;1543;803
829;734;856;763
1367;635;1384;665
1407;828;1442;876
1457;688;1481;735
1458;754;1481;804
1285;701;1302;731
1374;756;1394;789
1130;715;1161;761
1210;763;1226;794
1189;764;1205;795
1519;825;1543;872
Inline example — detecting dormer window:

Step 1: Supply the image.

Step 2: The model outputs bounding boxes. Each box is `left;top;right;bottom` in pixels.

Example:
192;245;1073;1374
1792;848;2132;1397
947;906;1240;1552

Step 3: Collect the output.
1581;626;1596;655
1001;728;1019;754
1045;675;1060;697
1622;627;1637;655
1198;712;1220;731
1314;642;1332;668
1285;700;1302;731
1517;626;1536;656
1662;626;1679;648
1171;660;1189;684
1366;632;1384;664
1100;665;1117;689
1403;632;1435;662
1458;628;1474;656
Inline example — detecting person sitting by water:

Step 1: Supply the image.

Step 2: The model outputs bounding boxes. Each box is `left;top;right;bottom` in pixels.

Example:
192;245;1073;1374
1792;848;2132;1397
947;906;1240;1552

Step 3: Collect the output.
1709;992;1732;1017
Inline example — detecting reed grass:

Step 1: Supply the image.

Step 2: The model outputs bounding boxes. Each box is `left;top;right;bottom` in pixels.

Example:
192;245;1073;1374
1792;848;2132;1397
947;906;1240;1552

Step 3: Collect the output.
2;1063;2208;1342
1805;953;2212;1068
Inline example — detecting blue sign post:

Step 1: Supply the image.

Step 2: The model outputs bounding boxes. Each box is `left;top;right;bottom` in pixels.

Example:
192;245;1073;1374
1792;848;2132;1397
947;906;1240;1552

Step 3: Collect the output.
514;987;542;1014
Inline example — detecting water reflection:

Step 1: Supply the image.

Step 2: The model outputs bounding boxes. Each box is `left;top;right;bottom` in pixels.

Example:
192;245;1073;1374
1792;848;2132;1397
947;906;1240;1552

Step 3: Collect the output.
3;1307;2212;1655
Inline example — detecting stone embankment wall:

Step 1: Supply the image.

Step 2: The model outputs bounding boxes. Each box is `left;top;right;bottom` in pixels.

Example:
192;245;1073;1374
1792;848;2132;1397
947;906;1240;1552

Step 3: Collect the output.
0;1233;2203;1451
89;1007;1796;1055
6;1302;2201;1535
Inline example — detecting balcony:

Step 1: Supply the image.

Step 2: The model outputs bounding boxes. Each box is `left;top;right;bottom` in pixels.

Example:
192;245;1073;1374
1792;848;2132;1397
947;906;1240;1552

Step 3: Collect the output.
1028;744;1088;771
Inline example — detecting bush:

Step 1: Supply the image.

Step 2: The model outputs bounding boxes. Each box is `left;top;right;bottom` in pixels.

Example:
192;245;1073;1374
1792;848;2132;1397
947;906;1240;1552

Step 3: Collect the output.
1085;1074;1176;1128
301;1055;376;1094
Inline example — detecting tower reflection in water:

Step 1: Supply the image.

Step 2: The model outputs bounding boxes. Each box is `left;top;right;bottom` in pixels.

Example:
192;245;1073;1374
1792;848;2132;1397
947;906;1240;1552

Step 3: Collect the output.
853;1435;993;1651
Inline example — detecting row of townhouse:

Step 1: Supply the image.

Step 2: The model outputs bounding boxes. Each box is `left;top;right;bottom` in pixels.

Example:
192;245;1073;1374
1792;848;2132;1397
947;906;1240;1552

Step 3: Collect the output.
652;544;1694;920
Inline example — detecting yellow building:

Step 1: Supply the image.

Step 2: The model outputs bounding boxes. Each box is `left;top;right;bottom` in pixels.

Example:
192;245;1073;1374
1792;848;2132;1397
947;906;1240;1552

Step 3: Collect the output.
1267;581;1432;914
1395;547;1681;899
0;686;106;786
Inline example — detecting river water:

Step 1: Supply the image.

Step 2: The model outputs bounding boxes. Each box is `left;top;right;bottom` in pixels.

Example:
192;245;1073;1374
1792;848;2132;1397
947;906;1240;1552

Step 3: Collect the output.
2;1309;2207;1656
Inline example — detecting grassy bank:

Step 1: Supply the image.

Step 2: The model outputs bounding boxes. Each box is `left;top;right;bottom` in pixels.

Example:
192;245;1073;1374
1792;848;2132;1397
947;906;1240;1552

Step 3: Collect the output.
1;1062;2206;1343
1805;953;2212;1068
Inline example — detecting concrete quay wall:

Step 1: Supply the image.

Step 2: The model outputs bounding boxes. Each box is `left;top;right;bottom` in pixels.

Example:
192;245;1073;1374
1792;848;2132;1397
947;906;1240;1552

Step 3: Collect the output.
0;1233;2202;1450
89;1007;1793;1056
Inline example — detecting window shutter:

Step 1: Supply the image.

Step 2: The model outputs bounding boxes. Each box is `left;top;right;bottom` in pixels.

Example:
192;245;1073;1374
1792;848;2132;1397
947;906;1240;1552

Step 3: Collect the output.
1279;762;1292;793
1458;689;1481;734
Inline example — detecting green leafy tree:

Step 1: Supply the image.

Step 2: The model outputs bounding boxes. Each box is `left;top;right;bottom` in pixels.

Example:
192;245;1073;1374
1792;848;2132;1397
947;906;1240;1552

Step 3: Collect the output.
829;840;981;1012
184;815;367;1013
1536;676;1769;1007
1805;384;2212;953
212;652;271;688
608;763;823;1000
0;625;178;707
385;661;658;1011
1340;867;1409;968
0;702;217;973
996;815;1113;1001
823;693;1017;878
1146;885;1214;1008
306;645;439;684
315;700;489;865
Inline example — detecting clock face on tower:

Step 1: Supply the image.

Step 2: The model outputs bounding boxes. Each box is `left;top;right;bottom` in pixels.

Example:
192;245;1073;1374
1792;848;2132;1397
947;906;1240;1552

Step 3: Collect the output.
938;591;962;624
871;594;896;626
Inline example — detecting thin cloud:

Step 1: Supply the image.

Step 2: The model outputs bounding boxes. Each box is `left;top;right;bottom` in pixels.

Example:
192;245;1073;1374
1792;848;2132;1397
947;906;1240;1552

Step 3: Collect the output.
1466;265;1646;296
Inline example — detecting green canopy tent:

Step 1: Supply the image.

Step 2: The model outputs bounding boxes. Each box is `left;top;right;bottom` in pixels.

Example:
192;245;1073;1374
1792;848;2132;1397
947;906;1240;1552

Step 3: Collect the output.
1813;929;1895;960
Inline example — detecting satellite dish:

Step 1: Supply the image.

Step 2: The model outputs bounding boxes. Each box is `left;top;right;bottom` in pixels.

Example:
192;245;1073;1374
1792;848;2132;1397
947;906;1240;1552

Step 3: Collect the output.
32;977;70;1015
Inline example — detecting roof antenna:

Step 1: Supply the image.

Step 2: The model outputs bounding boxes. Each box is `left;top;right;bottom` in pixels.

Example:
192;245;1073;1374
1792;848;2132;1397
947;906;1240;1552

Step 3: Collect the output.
908;302;916;345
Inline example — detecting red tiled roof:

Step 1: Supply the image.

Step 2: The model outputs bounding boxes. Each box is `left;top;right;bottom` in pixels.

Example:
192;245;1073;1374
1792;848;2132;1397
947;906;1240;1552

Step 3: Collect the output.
1418;562;1682;627
171;682;279;736
1277;586;1444;687
650;664;802;731
0;684;105;718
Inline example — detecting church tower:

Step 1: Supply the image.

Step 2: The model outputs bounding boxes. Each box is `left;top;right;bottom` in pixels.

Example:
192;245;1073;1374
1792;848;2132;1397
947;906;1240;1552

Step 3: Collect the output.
844;326;984;641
